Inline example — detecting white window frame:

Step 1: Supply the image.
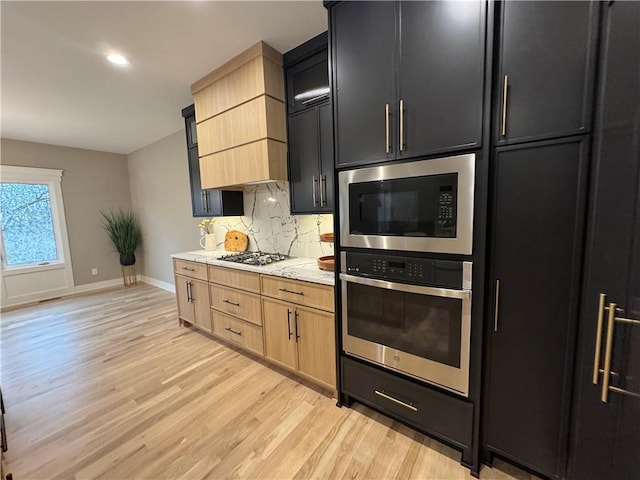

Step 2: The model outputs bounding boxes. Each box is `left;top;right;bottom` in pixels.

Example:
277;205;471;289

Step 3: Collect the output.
0;165;74;284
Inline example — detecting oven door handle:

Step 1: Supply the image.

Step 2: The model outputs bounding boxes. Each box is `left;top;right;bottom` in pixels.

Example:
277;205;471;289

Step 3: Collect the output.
339;273;470;300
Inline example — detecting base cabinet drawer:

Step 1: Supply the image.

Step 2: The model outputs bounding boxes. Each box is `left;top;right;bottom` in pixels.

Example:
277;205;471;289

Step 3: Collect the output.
341;356;472;449
210;284;262;325
212;309;264;356
209;265;260;293
174;259;208;281
261;275;334;312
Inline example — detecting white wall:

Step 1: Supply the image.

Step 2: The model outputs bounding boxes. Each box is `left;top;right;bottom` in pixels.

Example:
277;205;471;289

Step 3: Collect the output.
127;130;201;287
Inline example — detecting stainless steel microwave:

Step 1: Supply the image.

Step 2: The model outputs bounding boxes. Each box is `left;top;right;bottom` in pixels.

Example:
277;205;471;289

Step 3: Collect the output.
338;154;475;255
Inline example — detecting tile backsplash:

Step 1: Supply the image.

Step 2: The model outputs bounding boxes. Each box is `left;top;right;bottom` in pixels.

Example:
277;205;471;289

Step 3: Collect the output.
206;182;334;259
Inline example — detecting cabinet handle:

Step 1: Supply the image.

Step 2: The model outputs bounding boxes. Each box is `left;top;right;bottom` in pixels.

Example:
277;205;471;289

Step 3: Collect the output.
204;190;210;212
181;266;196;272
501;75;509;136
312;176;318;207
287;309;292;340
294;310;300;343
224;327;243;336
320;175;326;207
200;191;206;212
592;293;607;384
374;390;418;412
186;281;193;303
223;299;240;307
493;279;500;332
600;302;640;403
279;287;304;296
399;99;405;152
385;103;391;153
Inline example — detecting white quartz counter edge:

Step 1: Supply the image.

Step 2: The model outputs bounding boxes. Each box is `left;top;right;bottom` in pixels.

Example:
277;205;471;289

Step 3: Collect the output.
171;250;335;287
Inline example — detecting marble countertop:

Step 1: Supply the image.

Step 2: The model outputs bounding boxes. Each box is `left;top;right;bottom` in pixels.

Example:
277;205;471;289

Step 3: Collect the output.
171;250;335;286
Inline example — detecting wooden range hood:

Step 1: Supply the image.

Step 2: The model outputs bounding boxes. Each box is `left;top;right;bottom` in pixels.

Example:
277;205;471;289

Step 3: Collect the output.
191;41;287;189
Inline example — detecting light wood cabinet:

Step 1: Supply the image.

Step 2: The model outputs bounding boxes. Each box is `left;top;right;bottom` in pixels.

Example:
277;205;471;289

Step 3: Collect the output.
262;297;298;370
208;265;260;293
209;284;262;326
262;289;336;390
261;275;334;312
212;309;264;356
173;259;211;333
191;41;287;188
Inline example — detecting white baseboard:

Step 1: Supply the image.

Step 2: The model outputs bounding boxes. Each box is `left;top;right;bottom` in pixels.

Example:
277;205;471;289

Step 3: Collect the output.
140;276;175;293
73;277;126;294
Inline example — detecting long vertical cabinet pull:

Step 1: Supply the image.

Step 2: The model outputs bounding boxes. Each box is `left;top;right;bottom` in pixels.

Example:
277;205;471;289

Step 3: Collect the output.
286;309;292;340
204;191;210;212
312;176;318;207
494;279;500;331
399;99;405;151
601;303;617;402
320;175;326;207
501;75;509;136
385;103;391;153
186;281;193;303
294;310;300;342
592;293;607;384
200;192;206;213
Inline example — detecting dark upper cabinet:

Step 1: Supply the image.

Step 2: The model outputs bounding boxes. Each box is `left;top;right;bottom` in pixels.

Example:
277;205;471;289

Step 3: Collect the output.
331;0;485;168
181;105;243;218
495;1;599;145
485;137;589;479
285;33;334;214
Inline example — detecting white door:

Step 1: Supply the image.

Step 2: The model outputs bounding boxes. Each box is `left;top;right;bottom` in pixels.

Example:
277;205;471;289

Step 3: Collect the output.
0;166;75;307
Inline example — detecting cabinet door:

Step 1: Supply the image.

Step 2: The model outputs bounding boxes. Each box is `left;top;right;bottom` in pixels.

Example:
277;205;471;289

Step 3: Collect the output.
295;306;336;389
486;138;588;478
262;298;297;370
190;278;212;333
288;108;320;213
399;0;484;158
175;275;195;325
570;3;640;478
318;102;334;212
496;1;598;144
332;1;396;167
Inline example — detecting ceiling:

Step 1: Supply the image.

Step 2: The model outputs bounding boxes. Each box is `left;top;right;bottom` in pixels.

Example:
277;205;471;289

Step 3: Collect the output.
1;1;328;155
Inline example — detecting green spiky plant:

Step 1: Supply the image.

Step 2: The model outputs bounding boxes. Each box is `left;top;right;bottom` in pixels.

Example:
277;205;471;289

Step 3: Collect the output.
100;209;142;266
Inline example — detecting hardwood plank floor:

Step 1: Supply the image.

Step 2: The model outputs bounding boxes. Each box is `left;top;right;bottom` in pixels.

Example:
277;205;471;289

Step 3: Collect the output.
1;284;537;479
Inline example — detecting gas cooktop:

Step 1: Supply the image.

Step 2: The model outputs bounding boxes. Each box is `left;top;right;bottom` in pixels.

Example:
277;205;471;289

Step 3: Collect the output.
218;251;289;266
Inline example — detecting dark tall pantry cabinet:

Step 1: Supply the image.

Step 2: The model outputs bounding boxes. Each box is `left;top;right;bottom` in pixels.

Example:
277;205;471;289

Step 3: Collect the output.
569;2;640;479
483;2;599;479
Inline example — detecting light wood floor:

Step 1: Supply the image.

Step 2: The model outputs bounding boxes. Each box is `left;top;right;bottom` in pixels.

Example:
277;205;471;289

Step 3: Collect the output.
1;284;537;480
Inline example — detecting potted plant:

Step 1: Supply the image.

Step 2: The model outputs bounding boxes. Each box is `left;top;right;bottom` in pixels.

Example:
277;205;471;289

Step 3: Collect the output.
100;209;142;266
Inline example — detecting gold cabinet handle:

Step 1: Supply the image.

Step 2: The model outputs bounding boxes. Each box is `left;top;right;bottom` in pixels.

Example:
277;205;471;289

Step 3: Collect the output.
501;74;509;136
493;279;500;332
592;293;607;384
374;390;418;412
399;99;405;152
385;103;391;153
601;302;616;402
312;176;318;207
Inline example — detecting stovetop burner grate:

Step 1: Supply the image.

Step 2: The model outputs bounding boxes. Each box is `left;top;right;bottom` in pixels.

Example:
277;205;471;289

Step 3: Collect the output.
219;251;289;266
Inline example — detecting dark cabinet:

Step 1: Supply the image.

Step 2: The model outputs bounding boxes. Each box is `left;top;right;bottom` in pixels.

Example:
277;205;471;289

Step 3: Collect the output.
284;33;334;214
331;0;485;168
287;104;334;213
495;1;599;145
569;2;640;479
485;137;589;479
181;105;243;217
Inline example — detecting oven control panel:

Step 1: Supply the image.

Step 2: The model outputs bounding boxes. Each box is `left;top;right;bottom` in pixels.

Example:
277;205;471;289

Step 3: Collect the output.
344;252;466;289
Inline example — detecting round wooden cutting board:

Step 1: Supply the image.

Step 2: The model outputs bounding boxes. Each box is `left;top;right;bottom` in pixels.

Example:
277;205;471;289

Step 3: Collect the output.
224;230;249;252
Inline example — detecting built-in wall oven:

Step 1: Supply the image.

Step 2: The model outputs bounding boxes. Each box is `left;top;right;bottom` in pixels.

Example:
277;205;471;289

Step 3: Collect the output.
340;251;472;396
338;153;475;255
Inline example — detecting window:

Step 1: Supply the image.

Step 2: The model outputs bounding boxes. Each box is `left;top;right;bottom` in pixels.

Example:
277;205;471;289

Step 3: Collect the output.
1;182;59;266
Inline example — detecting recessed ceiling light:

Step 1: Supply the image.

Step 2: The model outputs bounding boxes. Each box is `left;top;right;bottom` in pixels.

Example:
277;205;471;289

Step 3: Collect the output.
106;53;131;66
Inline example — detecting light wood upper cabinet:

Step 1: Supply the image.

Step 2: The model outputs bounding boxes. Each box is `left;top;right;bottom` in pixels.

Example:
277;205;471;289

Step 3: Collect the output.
191;41;287;188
